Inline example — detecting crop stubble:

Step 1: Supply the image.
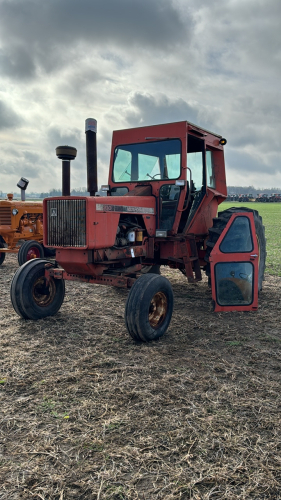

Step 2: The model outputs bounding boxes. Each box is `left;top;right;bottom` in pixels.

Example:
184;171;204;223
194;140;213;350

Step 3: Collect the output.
0;254;281;499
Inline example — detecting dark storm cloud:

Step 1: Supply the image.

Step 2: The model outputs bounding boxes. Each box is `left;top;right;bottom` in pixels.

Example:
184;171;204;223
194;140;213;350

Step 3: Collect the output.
0;100;23;129
193;0;281;78
0;46;36;80
0;0;187;78
1;152;41;179
124;92;200;127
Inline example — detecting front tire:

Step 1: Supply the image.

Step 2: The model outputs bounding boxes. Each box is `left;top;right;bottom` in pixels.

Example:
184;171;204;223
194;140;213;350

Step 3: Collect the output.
125;274;173;342
11;259;65;319
18;240;44;266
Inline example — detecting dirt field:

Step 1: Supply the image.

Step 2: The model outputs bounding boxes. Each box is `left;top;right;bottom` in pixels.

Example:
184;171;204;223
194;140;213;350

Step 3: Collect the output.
1;256;281;499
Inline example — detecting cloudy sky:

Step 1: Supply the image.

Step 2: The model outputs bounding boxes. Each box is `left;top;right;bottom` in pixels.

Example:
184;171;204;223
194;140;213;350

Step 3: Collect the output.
0;0;280;193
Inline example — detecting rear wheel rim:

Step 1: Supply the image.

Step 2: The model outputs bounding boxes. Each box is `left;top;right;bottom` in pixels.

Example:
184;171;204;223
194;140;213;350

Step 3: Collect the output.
32;277;56;307
27;247;41;260
149;291;168;328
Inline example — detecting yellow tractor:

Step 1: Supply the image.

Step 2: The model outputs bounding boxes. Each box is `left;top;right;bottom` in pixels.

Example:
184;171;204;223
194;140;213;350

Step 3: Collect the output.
0;178;53;266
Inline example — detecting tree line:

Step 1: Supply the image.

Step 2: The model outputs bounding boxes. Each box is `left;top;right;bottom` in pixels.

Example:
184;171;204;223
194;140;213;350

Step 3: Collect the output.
3;185;281;199
227;186;281;196
38;188;89;198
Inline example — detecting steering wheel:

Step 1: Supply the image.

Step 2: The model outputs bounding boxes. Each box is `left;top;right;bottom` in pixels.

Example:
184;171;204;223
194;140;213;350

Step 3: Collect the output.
151;173;169;179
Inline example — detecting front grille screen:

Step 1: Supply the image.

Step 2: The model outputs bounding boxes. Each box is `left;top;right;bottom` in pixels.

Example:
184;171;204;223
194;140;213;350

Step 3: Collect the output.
47;199;86;247
0;207;11;225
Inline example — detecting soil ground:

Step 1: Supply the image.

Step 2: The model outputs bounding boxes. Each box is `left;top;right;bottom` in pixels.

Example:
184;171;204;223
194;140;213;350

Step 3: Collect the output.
1;256;281;499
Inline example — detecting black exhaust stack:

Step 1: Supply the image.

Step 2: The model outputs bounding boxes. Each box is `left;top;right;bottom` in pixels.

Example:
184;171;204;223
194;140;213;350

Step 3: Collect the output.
56;145;77;196
85;118;98;196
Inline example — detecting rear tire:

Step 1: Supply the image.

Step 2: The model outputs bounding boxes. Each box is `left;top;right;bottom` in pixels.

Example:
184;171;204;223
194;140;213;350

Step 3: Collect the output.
125;274;173;342
18;240;44;266
205;207;266;291
11;259;65;319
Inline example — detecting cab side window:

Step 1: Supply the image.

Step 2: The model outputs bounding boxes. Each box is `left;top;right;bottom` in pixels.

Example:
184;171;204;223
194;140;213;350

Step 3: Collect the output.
187;152;203;192
206;150;215;188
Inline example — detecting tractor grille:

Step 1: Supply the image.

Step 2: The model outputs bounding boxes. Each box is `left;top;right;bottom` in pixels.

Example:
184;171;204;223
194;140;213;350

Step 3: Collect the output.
46;199;86;247
0;207;11;225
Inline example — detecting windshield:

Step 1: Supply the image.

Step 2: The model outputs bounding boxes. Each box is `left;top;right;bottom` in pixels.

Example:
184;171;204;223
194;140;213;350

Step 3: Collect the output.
112;139;181;183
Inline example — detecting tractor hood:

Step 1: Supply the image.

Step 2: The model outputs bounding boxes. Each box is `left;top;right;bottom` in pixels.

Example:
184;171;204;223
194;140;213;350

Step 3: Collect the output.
43;195;156;250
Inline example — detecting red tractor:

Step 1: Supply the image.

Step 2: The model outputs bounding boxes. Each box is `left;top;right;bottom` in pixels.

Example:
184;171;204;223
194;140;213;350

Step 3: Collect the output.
11;119;266;341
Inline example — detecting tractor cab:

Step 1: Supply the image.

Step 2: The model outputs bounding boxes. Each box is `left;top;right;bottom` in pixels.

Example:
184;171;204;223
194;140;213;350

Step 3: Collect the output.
107;121;227;237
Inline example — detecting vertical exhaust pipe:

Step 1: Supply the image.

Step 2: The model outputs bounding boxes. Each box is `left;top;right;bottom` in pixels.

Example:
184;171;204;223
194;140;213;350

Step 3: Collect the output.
85;118;98;196
17;177;29;201
56;146;77;196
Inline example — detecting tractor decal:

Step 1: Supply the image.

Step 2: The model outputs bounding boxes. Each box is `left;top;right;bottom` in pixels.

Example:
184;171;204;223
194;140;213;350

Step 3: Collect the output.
96;204;155;214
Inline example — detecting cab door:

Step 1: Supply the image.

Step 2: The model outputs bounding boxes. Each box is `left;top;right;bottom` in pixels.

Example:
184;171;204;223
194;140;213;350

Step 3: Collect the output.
209;212;259;312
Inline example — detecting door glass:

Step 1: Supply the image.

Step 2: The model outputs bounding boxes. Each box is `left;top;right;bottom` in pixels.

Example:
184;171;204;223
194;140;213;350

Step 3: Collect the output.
215;262;253;305
220;216;253;253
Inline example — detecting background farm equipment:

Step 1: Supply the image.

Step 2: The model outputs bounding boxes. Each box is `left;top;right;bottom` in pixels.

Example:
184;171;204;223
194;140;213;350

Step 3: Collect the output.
238;193;255;202
256;193;269;202
0;178;54;266
268;193;281;202
11;119;266;341
226;194;239;202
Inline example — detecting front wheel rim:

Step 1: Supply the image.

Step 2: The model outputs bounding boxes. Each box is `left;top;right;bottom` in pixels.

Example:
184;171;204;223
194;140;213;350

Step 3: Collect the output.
32;277;56;307
148;291;168;328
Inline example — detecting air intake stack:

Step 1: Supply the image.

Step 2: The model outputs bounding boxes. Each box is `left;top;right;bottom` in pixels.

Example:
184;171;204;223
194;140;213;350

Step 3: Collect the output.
85;118;98;196
56;145;77;196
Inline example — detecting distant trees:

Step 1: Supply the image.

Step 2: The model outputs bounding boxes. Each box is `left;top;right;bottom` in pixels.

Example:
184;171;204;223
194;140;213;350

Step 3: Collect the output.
39;187;89;198
227;186;281;196
49;189;62;197
70;188;89;196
